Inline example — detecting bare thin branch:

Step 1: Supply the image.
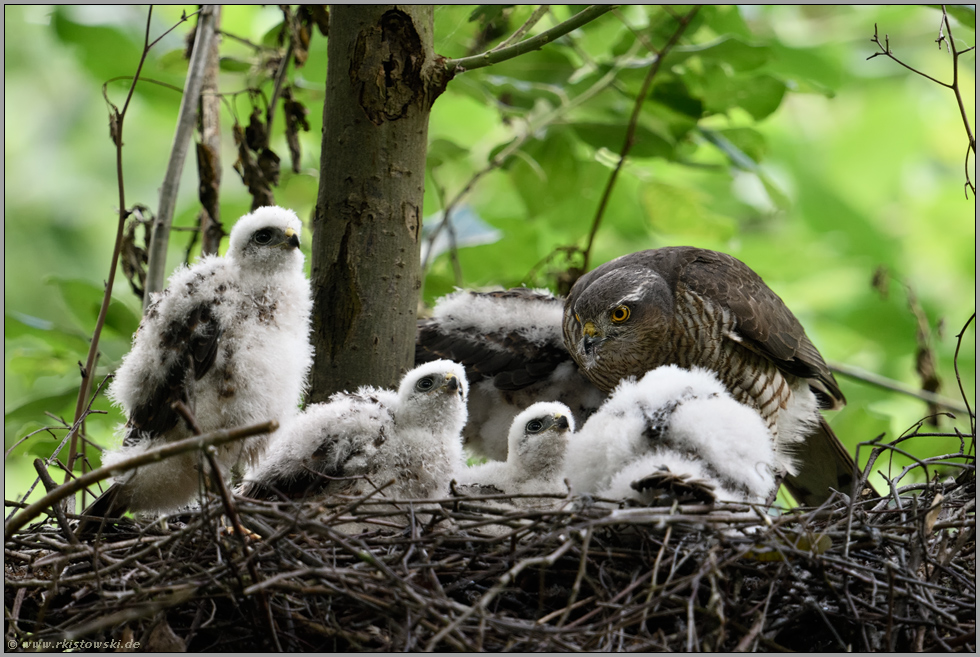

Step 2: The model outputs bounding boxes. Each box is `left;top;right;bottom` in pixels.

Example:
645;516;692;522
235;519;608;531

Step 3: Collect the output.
445;5;617;73
868;10;976;193
67;7;164;487
828;361;970;415
490;5;551;52
4;420;277;538
33;459;80;545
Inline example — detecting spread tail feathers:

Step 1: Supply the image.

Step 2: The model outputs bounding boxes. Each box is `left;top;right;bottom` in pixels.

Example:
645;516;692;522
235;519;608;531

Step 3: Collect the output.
783;417;875;507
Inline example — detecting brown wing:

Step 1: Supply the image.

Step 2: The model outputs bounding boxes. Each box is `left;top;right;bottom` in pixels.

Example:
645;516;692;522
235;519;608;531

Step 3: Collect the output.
650;247;844;409
416;289;571;391
123;303;222;445
782;417;860;506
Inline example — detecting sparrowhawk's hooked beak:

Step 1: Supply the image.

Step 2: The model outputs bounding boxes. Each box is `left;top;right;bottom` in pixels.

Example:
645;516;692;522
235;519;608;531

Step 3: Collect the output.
554;414;570;431
582;320;603;355
284;227;301;249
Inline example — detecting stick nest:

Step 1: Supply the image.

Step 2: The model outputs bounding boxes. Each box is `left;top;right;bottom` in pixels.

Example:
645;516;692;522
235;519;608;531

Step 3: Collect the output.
6;438;976;652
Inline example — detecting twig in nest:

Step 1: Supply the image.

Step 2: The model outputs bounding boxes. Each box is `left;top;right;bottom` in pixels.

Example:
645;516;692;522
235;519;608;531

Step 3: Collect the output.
4;420;277;537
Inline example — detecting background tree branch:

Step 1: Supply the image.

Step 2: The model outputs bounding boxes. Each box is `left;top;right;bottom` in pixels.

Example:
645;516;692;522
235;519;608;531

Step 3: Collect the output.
445;5;617;73
144;5;218;305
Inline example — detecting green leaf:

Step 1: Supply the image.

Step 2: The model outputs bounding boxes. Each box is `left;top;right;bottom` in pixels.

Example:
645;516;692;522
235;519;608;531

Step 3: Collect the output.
51;6;145;83
469;5;512;25
669;37;772;72
4;389;78;428
570;122;674;160
46;277;141;338
4;312;91;353
713;127;768;164
767;44;842;97
478;46;576;85
700;127;757;170
427;138;470;169
649;78;704;119
509;128;582;217
640;181;737;240
219;56;254;73
701;68;787;120
700;5;753;39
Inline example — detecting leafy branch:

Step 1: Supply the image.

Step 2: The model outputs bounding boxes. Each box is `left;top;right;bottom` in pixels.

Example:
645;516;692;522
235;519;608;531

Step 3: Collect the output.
421;41;645;280
868;6;976;197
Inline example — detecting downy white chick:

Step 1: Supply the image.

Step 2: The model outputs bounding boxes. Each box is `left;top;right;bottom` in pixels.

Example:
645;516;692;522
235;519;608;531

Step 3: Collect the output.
90;206;312;517
565;365;778;505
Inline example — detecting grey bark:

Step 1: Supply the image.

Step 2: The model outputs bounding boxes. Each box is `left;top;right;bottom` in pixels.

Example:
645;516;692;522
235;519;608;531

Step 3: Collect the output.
144;4;217;310
310;5;450;400
198;6;223;256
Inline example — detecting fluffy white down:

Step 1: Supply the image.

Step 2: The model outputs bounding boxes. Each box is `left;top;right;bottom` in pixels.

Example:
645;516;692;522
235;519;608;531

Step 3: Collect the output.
371;360;469;499
243;362;468;503
465;362;605;462
241;390;395;497
456;402;573;500
433;288;564;347
564;365;777;504
773;379;820;476
104;206;313;513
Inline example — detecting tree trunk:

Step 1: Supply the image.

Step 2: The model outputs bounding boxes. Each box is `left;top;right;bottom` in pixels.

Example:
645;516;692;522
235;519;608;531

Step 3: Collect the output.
310;5;447;400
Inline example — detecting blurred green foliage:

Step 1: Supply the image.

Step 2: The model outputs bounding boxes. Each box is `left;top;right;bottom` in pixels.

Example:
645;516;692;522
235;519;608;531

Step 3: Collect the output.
4;5;975;506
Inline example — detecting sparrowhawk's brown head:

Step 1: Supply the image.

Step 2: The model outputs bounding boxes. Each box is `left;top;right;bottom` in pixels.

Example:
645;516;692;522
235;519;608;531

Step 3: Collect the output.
562;265;674;392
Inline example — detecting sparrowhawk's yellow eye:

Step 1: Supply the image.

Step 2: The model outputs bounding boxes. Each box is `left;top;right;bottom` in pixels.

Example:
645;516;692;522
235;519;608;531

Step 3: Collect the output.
610;305;630;323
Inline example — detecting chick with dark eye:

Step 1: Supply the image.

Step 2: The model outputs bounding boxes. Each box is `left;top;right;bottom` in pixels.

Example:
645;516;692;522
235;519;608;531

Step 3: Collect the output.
249;225;301;251
86;206;312;522
455;402;574;507
242;360;469;504
253;228;275;245
525;418;545;433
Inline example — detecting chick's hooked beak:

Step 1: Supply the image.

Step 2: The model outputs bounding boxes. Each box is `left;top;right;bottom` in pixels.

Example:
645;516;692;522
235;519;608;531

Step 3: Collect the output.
554;414;570;431
444;372;464;398
581;320;604;356
284;227;301;250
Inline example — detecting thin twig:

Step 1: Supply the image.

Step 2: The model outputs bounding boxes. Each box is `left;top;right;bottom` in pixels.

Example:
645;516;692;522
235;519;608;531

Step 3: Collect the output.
868;9;976;195
266;7;294;131
445;5;617;73
171;400;284;652
490;5;551;52
4;420;276;537
66;7;161;487
581;6;700;272
829;361;971;415
425;538;576;649
32;459;80;546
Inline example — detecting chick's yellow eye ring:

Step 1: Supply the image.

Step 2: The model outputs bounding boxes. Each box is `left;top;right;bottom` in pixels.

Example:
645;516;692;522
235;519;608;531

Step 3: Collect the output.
610;305;630;323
